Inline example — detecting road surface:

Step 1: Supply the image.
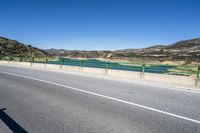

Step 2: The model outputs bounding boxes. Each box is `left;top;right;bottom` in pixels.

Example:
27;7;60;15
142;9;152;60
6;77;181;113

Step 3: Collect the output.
0;65;200;133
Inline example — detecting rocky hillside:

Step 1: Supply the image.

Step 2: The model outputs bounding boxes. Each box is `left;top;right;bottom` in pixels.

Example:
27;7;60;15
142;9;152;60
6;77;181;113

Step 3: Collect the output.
45;38;200;64
45;49;112;58
0;36;49;57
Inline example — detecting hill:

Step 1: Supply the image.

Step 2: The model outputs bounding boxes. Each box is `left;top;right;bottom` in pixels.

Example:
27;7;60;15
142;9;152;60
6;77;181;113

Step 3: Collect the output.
45;38;200;65
45;49;112;58
166;38;200;49
0;36;49;58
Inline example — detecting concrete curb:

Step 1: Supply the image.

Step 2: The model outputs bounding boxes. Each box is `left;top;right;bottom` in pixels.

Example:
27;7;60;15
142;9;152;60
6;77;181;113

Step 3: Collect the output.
0;61;199;89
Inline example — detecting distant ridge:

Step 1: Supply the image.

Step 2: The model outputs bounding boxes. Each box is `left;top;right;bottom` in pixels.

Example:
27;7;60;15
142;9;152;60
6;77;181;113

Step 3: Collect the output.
1;36;199;64
45;38;200;64
166;38;200;49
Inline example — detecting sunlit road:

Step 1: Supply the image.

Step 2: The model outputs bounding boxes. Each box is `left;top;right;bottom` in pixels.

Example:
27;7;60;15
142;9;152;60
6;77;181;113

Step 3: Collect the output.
0;65;200;133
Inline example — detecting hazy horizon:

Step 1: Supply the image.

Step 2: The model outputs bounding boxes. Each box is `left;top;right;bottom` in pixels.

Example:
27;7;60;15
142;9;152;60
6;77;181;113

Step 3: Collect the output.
43;37;200;51
1;0;200;50
2;36;199;51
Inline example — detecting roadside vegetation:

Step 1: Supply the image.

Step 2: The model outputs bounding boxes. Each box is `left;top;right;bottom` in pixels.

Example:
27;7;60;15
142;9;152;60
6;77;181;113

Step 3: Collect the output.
0;56;199;77
168;66;198;76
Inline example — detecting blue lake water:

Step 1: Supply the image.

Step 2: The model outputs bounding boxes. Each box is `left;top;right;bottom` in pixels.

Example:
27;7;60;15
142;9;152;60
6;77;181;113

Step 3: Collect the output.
43;58;175;74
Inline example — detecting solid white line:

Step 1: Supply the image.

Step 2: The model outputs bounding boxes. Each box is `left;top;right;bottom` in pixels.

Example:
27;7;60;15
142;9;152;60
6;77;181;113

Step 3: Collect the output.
0;70;200;124
64;71;200;94
0;63;199;94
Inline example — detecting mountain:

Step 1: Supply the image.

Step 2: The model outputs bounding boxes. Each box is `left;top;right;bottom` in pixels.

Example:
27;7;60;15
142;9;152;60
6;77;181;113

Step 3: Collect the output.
0;36;49;57
166;38;200;49
45;49;112;58
2;36;199;64
45;38;200;64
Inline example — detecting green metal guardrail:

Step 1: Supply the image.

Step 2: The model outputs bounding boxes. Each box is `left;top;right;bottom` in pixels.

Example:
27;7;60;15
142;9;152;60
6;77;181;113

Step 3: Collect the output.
20;56;23;62
142;64;146;73
1;56;198;76
197;66;200;78
106;61;110;70
45;58;48;64
30;57;34;62
80;60;84;67
59;58;64;69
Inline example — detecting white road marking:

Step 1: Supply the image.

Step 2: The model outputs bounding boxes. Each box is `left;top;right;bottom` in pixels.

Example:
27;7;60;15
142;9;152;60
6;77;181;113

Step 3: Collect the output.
61;71;200;94
0;64;199;94
0;70;200;124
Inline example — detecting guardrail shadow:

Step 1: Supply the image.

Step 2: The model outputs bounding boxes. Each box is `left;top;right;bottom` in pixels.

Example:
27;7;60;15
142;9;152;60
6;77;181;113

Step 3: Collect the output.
0;108;28;133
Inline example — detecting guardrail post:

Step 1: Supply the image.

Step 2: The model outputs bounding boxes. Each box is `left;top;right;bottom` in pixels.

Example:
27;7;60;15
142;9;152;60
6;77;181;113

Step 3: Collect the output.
141;64;146;79
44;58;48;67
45;58;48;64
106;61;110;69
80;60;84;67
197;66;200;78
30;57;34;66
9;57;12;64
105;61;110;74
44;58;49;66
142;64;145;73
32;57;35;63
20;56;23;62
60;59;64;69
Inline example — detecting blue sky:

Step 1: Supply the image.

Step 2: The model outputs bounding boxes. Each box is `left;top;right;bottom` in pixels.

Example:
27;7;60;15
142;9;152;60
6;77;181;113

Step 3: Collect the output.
0;0;200;50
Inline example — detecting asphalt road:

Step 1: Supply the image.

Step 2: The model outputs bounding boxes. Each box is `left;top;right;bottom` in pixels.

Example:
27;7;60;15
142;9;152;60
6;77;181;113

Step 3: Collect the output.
0;65;200;133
